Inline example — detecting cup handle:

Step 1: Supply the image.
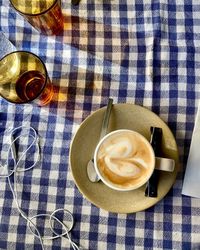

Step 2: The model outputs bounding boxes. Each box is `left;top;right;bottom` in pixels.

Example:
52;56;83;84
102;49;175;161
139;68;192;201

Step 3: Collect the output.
155;157;175;172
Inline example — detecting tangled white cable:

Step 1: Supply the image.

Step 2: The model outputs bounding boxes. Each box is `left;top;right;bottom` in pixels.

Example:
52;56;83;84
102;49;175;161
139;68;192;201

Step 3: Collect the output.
0;126;80;250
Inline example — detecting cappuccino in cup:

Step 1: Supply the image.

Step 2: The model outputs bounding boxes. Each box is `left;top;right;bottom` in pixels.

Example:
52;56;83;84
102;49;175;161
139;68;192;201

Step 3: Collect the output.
94;129;156;191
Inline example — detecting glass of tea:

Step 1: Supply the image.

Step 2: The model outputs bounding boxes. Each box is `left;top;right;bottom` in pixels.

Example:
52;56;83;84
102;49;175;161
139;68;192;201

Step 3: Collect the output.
9;0;64;35
0;51;54;106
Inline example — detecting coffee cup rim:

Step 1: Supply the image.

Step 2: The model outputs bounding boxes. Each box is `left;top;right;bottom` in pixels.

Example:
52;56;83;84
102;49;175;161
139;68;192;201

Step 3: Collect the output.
94;129;156;191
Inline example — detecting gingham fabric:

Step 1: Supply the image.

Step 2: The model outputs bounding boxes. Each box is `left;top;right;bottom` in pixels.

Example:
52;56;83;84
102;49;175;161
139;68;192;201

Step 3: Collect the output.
0;0;200;249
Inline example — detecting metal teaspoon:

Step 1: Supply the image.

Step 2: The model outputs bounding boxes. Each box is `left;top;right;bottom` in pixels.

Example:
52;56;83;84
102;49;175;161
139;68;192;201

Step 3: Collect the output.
87;98;113;182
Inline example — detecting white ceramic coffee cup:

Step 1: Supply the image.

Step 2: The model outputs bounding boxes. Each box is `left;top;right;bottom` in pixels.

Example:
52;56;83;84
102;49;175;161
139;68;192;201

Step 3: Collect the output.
94;129;175;191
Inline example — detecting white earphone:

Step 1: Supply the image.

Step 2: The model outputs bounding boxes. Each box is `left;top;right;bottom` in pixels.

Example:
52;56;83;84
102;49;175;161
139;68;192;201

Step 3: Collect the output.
0;126;80;250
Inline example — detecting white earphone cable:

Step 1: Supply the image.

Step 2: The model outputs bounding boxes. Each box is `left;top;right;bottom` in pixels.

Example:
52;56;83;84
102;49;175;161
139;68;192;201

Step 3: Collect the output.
0;126;80;250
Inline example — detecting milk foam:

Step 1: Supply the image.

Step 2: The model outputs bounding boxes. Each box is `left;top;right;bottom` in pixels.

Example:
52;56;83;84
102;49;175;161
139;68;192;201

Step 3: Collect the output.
96;130;154;188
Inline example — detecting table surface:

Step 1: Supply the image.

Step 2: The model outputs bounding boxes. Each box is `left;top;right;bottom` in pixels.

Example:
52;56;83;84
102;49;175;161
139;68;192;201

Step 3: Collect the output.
1;0;200;249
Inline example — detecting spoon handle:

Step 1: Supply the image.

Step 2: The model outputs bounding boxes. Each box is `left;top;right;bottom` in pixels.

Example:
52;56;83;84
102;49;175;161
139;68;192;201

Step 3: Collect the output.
99;98;113;140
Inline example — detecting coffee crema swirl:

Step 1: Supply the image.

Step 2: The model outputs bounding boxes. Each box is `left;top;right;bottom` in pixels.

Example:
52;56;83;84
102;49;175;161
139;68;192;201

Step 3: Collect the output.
97;131;155;189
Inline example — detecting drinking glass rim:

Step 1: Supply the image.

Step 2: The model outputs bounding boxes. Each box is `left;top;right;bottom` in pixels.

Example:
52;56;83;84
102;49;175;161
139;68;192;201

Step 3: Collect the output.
9;0;60;16
0;50;48;104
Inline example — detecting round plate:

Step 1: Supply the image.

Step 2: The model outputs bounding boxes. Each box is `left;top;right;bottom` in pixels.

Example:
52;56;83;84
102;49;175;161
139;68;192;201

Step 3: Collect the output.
69;104;179;213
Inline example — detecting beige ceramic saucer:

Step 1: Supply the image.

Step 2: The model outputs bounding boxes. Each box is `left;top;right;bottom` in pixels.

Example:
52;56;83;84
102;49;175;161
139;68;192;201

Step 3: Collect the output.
69;104;179;213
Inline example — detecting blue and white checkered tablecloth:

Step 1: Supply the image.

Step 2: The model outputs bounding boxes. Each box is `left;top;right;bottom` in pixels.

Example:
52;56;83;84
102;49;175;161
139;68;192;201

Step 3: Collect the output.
1;0;200;249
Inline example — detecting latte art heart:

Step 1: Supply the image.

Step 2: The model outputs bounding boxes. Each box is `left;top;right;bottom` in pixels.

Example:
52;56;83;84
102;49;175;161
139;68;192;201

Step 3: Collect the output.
104;156;148;178
105;138;134;158
96;130;155;189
